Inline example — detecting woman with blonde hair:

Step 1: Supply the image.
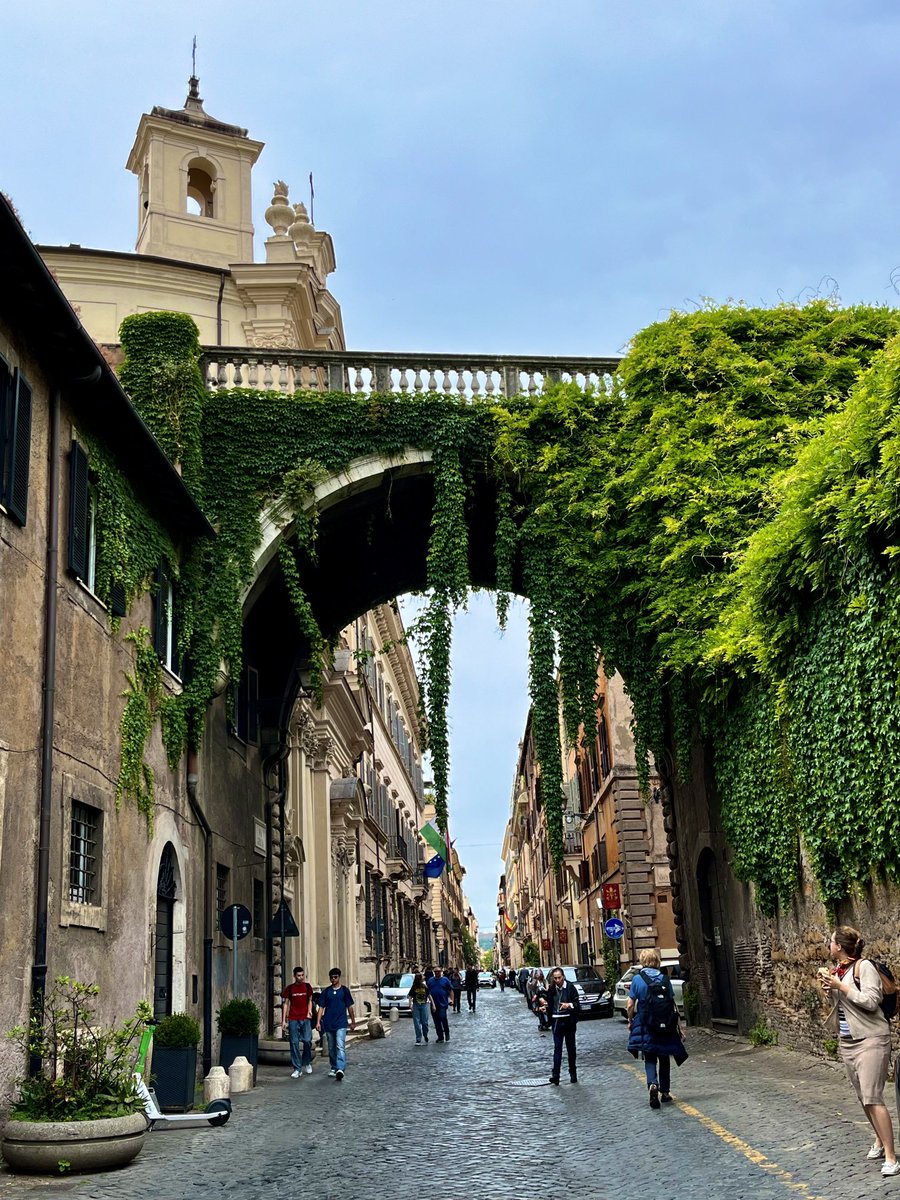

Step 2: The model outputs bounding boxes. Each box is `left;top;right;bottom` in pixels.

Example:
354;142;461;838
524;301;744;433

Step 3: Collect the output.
820;925;898;1176
627;947;688;1108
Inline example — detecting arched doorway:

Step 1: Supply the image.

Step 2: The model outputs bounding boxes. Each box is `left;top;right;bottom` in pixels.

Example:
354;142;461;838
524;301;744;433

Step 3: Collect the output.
153;843;178;1021
696;847;736;1020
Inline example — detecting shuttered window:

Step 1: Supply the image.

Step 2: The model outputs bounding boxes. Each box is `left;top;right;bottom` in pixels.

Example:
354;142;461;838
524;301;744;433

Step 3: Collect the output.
67;441;91;582
0;365;32;526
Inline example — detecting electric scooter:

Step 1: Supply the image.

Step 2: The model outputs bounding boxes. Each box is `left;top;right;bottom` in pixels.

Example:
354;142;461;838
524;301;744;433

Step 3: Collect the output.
134;1023;232;1131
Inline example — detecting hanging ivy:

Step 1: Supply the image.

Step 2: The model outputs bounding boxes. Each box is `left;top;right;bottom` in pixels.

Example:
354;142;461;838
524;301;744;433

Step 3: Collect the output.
103;302;900;901
116;627;164;832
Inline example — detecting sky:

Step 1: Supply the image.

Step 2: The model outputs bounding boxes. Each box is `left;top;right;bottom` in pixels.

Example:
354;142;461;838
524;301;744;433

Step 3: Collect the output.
3;1;899;932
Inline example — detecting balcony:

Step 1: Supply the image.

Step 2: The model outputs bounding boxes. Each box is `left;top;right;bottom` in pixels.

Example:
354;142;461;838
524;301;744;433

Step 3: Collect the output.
201;347;620;399
563;831;584;859
385;837;410;878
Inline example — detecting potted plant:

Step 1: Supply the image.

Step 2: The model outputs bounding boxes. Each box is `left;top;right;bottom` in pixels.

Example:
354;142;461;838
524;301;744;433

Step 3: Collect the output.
217;997;260;1084
1;977;150;1175
150;1013;200;1113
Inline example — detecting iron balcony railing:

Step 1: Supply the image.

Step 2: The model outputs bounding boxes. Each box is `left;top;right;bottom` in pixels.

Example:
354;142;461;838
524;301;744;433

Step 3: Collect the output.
200;347;621;399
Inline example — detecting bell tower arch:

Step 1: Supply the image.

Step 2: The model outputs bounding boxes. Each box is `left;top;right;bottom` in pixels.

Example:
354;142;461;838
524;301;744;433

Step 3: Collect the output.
126;76;264;268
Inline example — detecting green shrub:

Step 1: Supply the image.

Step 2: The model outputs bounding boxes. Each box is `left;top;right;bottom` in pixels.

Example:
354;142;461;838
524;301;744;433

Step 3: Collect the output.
216;998;260;1037
823;1036;839;1059
153;1012;200;1048
5;977;150;1122
748;1016;779;1047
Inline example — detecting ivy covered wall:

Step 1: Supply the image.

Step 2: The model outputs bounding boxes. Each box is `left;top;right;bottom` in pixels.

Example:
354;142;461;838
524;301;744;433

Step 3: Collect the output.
108;303;900;917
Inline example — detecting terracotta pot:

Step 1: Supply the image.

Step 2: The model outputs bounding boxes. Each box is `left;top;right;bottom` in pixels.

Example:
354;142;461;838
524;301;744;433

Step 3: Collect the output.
0;1111;147;1174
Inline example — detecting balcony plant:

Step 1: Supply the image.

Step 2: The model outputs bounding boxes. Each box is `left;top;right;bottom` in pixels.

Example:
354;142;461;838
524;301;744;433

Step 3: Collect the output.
216;997;260;1085
1;977;150;1174
150;1013;200;1113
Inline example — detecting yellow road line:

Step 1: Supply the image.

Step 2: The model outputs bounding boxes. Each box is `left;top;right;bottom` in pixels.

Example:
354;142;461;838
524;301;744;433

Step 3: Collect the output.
619;1063;831;1200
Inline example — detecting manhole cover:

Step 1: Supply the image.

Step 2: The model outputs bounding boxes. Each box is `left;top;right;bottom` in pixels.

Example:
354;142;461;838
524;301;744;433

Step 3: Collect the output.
509;1077;551;1087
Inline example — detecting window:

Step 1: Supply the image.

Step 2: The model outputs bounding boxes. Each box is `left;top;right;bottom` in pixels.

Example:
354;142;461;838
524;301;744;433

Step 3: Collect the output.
153;558;181;675
186;160;215;217
0;358;32;526
69;801;101;904
216;864;230;931
230;664;259;744
59;776;110;930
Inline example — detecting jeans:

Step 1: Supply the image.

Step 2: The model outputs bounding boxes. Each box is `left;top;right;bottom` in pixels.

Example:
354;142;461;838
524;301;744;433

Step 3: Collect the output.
412;1002;430;1042
451;988;461;1013
551;1018;577;1080
287;1018;313;1071
643;1052;670;1093
324;1027;347;1072
433;1006;450;1040
466;986;477;1011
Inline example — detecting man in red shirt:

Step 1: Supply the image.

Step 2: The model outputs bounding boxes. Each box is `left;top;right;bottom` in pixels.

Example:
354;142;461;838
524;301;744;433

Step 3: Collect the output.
281;966;315;1077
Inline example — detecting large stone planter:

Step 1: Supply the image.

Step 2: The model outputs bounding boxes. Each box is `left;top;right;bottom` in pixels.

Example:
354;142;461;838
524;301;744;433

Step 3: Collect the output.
258;1036;291;1067
1;1111;147;1174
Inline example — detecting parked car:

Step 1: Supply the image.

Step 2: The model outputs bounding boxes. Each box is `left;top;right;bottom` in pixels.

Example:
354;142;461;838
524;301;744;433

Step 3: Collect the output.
551;965;612;1018
378;972;415;1017
477;971;496;988
613;960;686;1020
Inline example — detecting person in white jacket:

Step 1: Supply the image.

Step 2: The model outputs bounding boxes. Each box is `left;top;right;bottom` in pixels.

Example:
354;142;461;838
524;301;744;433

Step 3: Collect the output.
820;925;898;1176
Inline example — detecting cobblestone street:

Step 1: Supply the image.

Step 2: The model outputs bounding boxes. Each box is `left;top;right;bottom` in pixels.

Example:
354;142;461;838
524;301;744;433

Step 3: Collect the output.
1;989;895;1199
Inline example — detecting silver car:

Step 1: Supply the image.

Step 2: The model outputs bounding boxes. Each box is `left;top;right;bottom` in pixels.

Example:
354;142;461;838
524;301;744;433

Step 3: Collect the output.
377;971;415;1017
613;960;685;1020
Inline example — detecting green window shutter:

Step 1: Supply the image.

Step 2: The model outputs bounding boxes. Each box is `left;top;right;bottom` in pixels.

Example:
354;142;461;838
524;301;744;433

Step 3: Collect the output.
4;370;32;525
109;583;127;618
67;441;90;579
0;355;9;501
152;558;172;662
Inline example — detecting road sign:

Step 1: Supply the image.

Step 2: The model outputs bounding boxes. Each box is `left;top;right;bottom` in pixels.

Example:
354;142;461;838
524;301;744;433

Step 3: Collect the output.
220;903;252;941
267;898;299;939
604;917;625;940
601;882;621;910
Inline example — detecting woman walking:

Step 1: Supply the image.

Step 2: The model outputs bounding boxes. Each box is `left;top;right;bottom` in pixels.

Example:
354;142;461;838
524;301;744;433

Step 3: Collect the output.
820;926;898;1176
449;967;463;1014
626;948;688;1108
408;972;431;1045
530;970;551;1031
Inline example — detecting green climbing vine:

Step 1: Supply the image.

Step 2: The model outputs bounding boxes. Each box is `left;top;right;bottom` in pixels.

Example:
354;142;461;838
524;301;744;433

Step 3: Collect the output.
105;300;900;902
116;627;164;831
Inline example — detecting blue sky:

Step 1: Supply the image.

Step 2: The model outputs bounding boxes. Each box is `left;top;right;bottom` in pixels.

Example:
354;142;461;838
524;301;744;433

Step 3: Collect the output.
3;1;899;931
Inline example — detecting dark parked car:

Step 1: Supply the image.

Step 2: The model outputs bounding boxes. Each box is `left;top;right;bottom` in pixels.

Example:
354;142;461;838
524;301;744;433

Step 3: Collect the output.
555;965;612;1018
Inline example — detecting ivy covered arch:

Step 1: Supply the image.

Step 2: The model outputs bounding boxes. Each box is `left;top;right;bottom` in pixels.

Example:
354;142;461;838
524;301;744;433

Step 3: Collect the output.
110;302;900;914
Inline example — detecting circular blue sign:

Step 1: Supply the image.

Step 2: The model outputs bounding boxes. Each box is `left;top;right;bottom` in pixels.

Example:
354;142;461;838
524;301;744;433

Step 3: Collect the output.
604;917;625;940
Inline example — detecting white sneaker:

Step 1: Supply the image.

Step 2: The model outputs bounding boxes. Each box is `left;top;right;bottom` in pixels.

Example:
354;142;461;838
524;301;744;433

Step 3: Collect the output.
328;1069;337;1077
304;1064;312;1075
290;1069;301;1078
882;1162;900;1177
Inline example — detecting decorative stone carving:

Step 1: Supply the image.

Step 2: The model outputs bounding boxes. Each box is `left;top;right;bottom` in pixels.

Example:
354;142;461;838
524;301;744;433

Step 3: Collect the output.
288;201;314;244
265;181;293;236
247;331;298;350
331;833;356;878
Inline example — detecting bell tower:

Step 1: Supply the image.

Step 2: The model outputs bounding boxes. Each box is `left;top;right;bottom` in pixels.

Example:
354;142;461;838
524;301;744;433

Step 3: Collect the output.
126;77;264;268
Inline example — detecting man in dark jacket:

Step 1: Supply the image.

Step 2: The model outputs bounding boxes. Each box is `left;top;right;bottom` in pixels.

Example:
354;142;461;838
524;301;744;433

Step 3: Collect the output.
464;966;480;1011
543;967;581;1084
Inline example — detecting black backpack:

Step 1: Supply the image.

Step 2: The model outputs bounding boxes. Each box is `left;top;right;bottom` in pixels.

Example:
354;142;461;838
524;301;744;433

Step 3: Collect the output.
639;970;679;1034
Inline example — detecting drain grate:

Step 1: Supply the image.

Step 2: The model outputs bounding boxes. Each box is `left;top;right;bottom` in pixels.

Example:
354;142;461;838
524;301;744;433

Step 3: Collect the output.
509;1077;552;1087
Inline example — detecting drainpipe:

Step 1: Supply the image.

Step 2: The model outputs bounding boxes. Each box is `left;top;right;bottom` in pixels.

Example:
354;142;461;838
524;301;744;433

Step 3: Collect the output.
29;385;61;1075
216;271;227;346
186;748;213;1076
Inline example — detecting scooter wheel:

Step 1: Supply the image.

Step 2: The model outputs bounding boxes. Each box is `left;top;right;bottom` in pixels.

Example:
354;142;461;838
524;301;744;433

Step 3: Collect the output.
205;1099;232;1124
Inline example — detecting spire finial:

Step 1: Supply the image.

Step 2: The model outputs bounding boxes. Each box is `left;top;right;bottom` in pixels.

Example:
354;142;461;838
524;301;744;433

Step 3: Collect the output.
186;36;201;105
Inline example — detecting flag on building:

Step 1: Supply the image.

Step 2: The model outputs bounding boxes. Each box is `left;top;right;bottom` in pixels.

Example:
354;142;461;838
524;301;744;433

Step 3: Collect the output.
419;820;449;862
503;912;516;933
422;854;445;879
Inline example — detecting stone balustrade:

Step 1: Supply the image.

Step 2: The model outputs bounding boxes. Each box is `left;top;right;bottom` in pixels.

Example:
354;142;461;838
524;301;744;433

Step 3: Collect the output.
200;347;622;398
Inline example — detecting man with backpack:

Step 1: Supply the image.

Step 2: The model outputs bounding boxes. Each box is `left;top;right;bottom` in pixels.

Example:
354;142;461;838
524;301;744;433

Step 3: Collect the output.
626;948;689;1108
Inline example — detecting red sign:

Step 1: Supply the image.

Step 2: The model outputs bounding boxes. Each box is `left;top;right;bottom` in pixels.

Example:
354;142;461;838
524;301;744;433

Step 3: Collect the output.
558;928;568;944
602;883;621;910
541;937;552;952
